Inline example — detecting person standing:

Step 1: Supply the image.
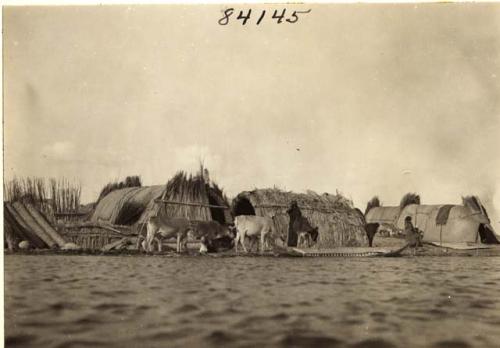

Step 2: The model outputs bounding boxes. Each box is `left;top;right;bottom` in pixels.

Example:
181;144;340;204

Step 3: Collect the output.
404;216;420;255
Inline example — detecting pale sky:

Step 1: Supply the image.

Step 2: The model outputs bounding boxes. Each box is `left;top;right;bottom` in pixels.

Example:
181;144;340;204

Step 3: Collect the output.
3;4;500;225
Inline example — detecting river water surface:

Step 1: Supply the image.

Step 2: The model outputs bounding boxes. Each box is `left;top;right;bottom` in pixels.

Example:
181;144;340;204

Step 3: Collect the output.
5;255;500;348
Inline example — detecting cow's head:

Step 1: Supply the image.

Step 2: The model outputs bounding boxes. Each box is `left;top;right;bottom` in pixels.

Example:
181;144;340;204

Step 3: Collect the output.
227;223;237;238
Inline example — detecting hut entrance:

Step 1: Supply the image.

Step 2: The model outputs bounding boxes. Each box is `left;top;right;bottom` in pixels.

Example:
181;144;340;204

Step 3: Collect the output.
287;202;301;247
478;224;499;244
233;198;256;216
208;194;226;225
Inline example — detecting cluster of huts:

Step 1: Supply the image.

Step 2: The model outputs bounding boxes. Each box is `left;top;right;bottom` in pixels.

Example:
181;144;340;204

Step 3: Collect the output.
4;168;499;252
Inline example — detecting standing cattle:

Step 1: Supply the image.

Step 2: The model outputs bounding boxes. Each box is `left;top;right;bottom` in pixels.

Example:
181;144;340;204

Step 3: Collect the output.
144;216;192;252
288;201;319;248
234;215;276;253
297;226;319;248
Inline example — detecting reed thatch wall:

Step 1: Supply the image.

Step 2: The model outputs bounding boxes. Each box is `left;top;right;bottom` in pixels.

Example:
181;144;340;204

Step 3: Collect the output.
136;171;231;234
232;188;367;248
61;222;133;250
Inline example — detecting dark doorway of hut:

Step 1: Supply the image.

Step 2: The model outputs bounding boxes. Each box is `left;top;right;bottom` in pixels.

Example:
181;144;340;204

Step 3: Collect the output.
233;198;256;216
478;224;499;244
287;202;301;247
208;194;227;225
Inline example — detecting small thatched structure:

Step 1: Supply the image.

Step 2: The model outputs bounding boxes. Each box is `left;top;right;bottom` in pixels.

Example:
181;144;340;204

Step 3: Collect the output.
136;170;232;231
91;168;231;232
232;188;367;248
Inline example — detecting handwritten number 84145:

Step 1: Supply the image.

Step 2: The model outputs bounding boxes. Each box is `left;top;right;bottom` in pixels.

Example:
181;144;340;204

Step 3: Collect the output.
218;8;311;26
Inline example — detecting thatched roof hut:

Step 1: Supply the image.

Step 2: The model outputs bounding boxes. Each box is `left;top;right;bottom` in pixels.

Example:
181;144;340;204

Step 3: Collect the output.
135;171;232;231
232;188;367;248
365;195;499;246
91;168;231;231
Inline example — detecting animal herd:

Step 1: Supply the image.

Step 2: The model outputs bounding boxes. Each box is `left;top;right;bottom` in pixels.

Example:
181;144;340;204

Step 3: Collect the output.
138;211;320;254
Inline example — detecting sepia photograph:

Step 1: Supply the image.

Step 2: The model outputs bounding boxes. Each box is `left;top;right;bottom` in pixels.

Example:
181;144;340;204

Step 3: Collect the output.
3;2;500;347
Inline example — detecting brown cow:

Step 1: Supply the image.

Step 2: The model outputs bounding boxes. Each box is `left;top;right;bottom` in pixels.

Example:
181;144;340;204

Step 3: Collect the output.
145;216;192;252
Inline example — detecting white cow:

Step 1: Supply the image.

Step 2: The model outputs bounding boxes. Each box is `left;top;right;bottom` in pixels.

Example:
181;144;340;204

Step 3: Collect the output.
144;216;192;252
234;215;276;253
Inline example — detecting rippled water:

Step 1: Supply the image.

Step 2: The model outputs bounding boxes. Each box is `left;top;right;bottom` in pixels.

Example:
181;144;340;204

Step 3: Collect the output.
5;255;500;348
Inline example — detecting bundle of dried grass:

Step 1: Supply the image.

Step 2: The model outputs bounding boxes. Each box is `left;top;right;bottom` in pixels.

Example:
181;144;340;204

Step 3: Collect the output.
136;166;231;228
4;177;48;204
400;192;421;208
49;178;82;213
365;196;381;215
161;169;212;221
4;177;81;217
97;176;142;202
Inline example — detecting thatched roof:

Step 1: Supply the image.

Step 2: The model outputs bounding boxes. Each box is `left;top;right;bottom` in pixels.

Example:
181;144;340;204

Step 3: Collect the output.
97;175;142;203
365;206;402;224
91;186;165;225
4;202;67;250
91;168;232;230
233;188;367;248
136;170;232;229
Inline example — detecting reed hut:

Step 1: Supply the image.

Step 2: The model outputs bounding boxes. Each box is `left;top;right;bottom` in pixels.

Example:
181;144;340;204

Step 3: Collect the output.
365;194;499;247
232;188;367;248
135;170;232;232
91;168;231;231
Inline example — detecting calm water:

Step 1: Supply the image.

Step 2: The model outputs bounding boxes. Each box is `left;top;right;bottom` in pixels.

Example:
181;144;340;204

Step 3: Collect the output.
5;255;500;348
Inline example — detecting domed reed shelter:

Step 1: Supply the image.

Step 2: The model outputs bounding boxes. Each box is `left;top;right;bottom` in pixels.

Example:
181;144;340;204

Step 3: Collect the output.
365;194;499;247
91;168;232;232
232;188;367;248
91;186;165;225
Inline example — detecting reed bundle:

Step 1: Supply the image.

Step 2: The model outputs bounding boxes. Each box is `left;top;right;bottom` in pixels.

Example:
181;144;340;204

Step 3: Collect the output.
162;170;212;221
365;196;381;215
97;175;142;202
4;177;81;216
400;192;421;208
